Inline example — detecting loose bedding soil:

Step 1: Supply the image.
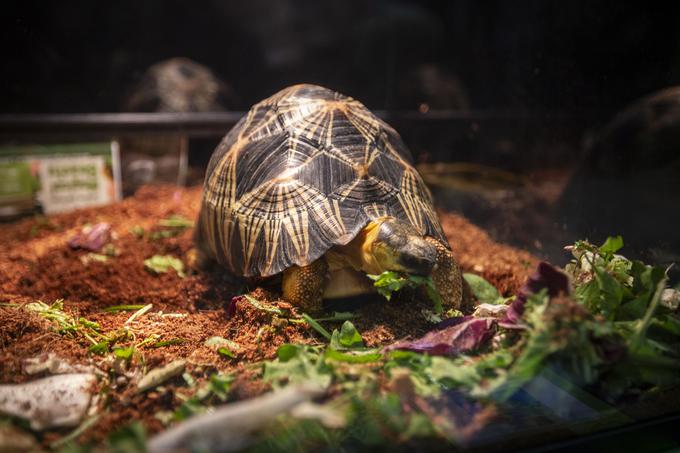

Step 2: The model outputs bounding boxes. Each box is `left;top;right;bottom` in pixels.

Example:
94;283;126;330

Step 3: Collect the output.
0;185;538;445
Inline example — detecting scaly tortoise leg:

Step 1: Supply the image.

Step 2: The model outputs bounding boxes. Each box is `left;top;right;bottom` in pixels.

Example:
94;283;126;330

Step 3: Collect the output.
282;258;329;313
190;217;217;272
424;236;464;311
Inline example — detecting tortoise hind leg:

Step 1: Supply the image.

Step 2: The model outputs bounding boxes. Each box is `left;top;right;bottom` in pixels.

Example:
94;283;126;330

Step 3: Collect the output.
424;237;465;312
190;214;217;272
282;259;329;313
190;245;215;271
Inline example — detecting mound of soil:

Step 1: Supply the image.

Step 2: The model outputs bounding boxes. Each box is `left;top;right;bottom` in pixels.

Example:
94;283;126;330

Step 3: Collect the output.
0;185;538;445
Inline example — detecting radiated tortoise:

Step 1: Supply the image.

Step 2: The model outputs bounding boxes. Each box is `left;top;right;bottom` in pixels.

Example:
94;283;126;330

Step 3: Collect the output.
195;84;463;312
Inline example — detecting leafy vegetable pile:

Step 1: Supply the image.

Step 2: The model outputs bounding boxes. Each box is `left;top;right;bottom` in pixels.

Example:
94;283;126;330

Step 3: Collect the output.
244;236;680;450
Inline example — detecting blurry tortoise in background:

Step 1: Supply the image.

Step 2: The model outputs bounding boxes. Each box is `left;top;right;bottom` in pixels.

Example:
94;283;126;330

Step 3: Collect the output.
121;58;236;196
559;86;680;275
194;84;463;312
126;57;234;112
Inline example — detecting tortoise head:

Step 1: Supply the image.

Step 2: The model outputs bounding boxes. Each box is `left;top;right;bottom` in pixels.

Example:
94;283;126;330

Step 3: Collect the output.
371;218;437;276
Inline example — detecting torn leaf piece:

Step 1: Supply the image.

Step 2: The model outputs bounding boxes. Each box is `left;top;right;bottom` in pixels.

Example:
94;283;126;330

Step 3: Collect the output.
518;261;571;302
158;215;194;229
144;255;186;278
313;312;355;322
301;313;332;340
368;271;443;313
205;336;241;359
136;360;186;393
385;317;496;356
68;223;111;251
421;308;442;324
503;261;570;326
324;348;383;364
263;345;332;390
80;253;109;265
113;346;135;361
463;273;503;304
242;295;283;315
0;373;96;430
329;321;364;350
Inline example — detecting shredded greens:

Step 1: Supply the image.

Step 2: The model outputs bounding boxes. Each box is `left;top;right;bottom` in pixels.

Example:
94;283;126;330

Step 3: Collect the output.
368;271;444;313
144;255;186;278
463;273;506;304
250;236;680;449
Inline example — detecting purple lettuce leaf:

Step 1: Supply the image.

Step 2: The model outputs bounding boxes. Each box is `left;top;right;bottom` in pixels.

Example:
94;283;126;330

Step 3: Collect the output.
386;317;497;356
68;223;111;251
226;296;242;318
501;261;570;327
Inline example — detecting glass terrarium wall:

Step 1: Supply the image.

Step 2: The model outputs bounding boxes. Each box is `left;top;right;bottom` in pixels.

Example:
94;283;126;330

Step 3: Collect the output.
2;1;680;451
4;1;678;271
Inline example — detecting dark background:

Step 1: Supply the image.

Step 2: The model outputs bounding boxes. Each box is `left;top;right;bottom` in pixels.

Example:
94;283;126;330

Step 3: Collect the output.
2;1;680;268
3;1;680;115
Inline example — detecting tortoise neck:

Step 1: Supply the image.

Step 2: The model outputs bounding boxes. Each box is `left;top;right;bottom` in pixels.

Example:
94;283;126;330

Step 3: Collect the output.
331;219;387;275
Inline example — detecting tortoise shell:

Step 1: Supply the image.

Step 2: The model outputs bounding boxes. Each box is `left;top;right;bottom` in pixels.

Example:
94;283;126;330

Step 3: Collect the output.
196;84;447;277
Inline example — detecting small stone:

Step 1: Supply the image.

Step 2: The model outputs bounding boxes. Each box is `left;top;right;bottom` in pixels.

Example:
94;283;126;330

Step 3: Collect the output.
276;301;294;311
0;373;96;430
473;303;509;318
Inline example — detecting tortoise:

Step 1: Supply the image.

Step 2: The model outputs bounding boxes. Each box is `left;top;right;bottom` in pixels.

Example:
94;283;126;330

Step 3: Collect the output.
126;57;230;113
195;84;462;312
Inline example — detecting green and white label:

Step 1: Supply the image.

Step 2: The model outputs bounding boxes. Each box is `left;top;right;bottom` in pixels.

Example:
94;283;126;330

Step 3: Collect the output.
0;142;121;216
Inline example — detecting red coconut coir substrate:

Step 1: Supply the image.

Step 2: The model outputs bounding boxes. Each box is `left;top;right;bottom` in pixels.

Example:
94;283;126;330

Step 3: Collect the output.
0;185;538;443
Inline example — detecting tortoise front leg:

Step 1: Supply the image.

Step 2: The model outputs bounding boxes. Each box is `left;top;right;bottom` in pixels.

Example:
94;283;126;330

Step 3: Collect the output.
424;237;464;311
282;258;329;313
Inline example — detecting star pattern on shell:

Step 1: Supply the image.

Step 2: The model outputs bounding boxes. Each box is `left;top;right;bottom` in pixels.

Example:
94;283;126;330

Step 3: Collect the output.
197;84;447;277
